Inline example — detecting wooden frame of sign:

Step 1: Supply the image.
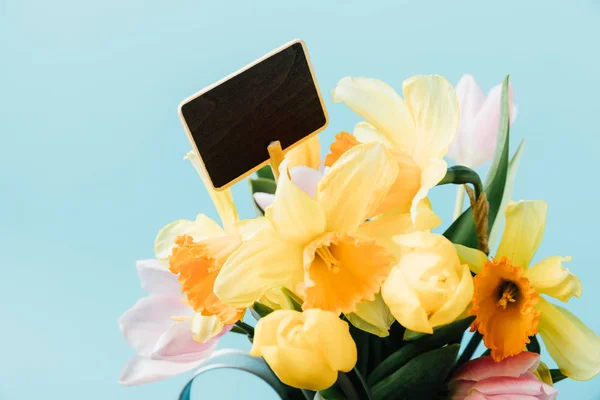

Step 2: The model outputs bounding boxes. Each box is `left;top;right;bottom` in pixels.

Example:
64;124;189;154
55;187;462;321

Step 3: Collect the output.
178;40;329;191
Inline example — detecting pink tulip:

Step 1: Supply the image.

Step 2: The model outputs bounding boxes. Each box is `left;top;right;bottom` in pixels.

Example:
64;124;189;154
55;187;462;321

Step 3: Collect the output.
446;74;517;168
119;259;230;385
450;352;558;400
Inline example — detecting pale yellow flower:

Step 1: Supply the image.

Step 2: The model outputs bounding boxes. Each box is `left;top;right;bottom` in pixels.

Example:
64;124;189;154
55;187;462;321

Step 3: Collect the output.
381;231;474;334
331;75;459;220
285;134;321;170
250;309;357;390
457;200;600;381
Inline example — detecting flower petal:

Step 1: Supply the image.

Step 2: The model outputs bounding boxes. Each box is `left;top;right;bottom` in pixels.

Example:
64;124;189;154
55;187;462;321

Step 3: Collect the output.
525;256;581;302
289;165;322;198
353;122;394;148
119;352;211;386
470;375;557;398
537;297;600;381
214;227;304;308
410;157;448;222
496;200;547;269
317;142;398;233
345;293;395;337
136;259;181;296
191;313;229;344
120;296;191;354
453;353;540;382
266;161;325;245
284;135;321;170
402;75;459;166
152;319;219;362
331;77;416;154
455;244;488;274
253;192;275;212
428;263;474;328
154;214;224;260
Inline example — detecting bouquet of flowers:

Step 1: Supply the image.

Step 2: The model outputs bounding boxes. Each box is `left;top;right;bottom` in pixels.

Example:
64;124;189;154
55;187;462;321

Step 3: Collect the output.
119;72;600;399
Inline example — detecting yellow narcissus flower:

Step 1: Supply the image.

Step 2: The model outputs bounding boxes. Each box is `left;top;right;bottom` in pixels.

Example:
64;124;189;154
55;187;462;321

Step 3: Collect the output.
456;200;600;381
381;231;474;334
330;74;459;220
250;309;357;391
285;134;321;170
214;142;401;315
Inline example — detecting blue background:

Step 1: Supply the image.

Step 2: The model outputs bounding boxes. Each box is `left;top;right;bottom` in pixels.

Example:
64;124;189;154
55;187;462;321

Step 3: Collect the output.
2;0;600;398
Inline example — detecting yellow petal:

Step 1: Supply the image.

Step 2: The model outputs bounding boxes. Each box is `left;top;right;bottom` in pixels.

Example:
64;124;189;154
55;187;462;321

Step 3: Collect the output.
191;313;225;344
381;265;432;333
317;142;398;233
214;227;304;308
285;135;321;170
154;214;224;260
402;75;459;166
496;200;547;269
410;158;448;222
266;161;325;245
331;77;416;155
525;256;581;302
235;217;269;240
534;361;554;386
428;264;474;328
353;122;394;148
185;151;238;232
345;293;395;337
372;152;422;216
250;309;291;351
454;244;488;274
537;297;600;381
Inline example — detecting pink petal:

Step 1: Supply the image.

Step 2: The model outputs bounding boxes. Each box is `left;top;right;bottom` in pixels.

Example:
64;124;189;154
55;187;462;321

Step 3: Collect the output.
466;395;539;400
471;376;558;398
152;321;232;362
450;379;476;399
136;259;181;296
119;296;191;354
289;166;322;198
453;353;540;382
119;352;212;386
253;192;275;211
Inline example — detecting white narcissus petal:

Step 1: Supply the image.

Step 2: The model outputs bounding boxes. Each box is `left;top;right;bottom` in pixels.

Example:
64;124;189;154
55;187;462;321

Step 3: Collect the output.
119;296;192;354
496;200;547;269
136;259;181;296
525;256;581;302
253;192;275;212
119;351;213;386
537;297;600;381
331;77;416;155
289;166;322;198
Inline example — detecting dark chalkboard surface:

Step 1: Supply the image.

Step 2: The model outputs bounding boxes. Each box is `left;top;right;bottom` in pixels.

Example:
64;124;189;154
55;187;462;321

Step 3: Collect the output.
178;40;328;190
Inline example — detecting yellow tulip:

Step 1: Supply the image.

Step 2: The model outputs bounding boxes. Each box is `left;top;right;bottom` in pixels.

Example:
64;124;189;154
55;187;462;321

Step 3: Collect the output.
250;309;357;390
331;75;459;221
215;142;403;315
457;200;600;381
381;231;474;334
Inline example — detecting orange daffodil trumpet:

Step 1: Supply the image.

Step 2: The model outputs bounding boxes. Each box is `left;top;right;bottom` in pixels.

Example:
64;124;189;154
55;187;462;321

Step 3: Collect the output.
456;200;600;381
330;75;459;220
215;142;399;315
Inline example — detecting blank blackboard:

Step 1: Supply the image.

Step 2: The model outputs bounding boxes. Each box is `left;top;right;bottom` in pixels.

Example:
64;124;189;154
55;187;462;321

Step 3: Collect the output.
178;40;328;190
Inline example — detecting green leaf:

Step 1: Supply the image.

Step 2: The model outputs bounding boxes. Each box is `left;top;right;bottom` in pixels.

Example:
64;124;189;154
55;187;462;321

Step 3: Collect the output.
488;138;525;249
368;316;474;387
250;301;275;320
249;177;277;216
443;75;512;249
550;369;568;384
256;165;276;180
526;334;541;354
179;349;287;400
281;287;303;311
370;344;460;400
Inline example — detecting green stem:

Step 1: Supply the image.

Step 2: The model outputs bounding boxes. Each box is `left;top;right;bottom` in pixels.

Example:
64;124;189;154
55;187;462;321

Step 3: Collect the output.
455;331;483;369
234;321;255;337
452;186;465;220
437;165;484;199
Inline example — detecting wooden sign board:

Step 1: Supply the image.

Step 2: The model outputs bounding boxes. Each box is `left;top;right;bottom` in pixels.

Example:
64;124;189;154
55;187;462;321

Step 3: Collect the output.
178;40;329;190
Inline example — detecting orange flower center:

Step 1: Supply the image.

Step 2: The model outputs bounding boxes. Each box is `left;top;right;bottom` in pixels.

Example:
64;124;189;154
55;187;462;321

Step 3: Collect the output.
470;257;540;362
324;132;359;167
169;235;243;324
300;232;395;315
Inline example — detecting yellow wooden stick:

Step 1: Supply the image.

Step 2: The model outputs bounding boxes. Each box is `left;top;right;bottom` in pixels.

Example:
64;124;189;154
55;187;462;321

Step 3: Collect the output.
267;141;285;182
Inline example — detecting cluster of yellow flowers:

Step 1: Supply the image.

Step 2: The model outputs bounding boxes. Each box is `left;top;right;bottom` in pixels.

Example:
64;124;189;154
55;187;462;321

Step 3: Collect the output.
124;74;600;396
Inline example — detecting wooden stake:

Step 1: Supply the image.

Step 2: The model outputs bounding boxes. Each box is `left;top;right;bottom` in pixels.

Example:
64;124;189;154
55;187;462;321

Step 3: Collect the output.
267;141;284;182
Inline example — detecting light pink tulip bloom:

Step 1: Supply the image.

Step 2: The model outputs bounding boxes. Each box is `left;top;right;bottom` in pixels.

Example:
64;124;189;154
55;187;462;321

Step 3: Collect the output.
253;165;323;211
119;259;230;385
446;74;517;168
450;352;558;400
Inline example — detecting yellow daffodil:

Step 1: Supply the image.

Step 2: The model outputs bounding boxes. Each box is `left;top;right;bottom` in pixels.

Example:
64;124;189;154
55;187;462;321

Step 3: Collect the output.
381;231;474;334
330;74;459;220
456;200;600;381
214;142;401;315
285;134;321;170
155;151;265;329
250;309;357;391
